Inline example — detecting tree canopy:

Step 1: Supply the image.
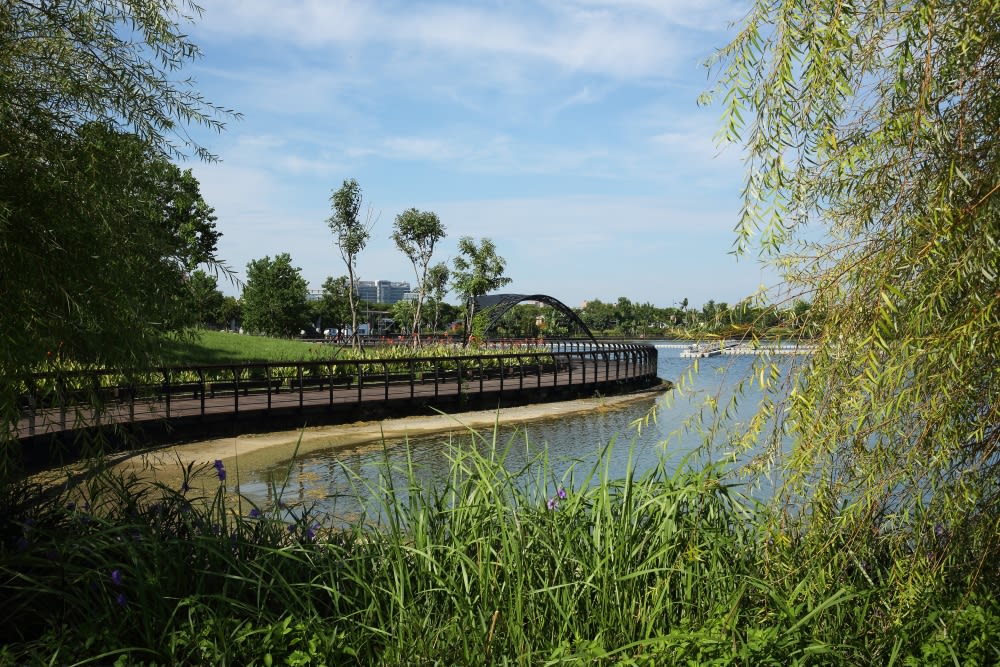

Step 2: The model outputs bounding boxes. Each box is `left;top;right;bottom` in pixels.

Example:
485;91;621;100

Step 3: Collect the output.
1;0;235;466
392;208;446;343
709;0;1000;637
450;237;511;344
1;124;222;374
327;179;375;349
1;0;234;161
186;270;226;329
241;254;310;338
312;275;353;338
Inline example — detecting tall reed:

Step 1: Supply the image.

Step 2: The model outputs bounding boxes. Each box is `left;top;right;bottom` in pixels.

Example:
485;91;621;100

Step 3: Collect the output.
1;429;995;665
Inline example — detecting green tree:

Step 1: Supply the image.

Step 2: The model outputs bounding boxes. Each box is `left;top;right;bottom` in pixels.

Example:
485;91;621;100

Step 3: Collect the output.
579;299;616;333
390;299;417;335
186;270;226;328
450;237;512;345
1;0;232;161
425;262;450;335
710;0;1000;640
220;296;242;331
392;208;446;344
313;275;352;339
241;254;309;338
327;179;376;349
2;125;224;371
0;0;234;471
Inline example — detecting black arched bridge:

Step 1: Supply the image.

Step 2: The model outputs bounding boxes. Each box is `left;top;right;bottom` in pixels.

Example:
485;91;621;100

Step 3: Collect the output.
13;341;663;455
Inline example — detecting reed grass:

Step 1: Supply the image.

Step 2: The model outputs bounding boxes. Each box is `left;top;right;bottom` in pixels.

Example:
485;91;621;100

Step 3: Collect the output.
1;430;996;665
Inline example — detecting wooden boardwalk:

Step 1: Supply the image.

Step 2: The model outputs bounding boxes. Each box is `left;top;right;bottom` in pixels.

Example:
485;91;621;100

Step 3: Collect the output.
13;344;661;447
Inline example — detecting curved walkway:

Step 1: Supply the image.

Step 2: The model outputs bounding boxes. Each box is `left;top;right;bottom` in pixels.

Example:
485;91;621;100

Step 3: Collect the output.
15;345;662;456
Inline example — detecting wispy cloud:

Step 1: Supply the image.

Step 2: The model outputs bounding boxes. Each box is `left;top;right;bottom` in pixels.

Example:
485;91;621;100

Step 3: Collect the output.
195;0;707;81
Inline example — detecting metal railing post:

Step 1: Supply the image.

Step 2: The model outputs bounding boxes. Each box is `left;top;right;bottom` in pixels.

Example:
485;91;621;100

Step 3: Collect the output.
383;361;389;402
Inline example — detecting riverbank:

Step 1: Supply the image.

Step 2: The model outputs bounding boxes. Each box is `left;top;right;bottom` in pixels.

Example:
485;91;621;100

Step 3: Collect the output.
109;384;669;487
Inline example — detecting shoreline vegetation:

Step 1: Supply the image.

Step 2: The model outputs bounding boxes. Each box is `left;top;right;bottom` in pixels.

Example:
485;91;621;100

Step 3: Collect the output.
4;334;996;664
5;423;995;665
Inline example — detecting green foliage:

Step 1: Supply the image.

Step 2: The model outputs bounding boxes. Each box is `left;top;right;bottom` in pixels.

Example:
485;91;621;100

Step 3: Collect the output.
0;0;235;477
392;208;446;342
186;270;227;329
5;429;995;664
390;299;416;335
425;262;451;334
327;179;376;349
0;0;235;162
451;237;512;345
0;124;228;461
311;275;352;335
706;0;1000;640
241;254;311;338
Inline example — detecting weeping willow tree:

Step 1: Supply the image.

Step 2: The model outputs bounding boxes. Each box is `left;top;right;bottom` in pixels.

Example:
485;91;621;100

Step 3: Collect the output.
1;1;236;475
707;0;999;635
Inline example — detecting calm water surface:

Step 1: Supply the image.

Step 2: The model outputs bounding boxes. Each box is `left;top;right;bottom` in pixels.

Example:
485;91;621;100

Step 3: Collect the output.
235;343;799;517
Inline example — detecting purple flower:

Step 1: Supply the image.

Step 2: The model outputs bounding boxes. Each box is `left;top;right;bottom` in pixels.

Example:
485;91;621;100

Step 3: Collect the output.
213;459;224;470
111;569;123;586
115;592;128;608
248;508;261;519
557;487;567;500
214;461;226;482
547;497;559;511
305;523;319;541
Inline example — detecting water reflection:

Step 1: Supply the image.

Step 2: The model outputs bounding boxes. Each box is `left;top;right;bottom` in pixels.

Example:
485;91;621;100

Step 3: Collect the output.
235;344;798;518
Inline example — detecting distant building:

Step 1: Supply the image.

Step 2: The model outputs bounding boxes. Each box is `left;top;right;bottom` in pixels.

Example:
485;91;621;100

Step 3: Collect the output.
348;279;411;304
376;280;411;304
356;280;377;303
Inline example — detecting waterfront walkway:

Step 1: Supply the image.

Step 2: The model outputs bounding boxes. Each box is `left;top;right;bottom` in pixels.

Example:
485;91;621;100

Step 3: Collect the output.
14;343;661;451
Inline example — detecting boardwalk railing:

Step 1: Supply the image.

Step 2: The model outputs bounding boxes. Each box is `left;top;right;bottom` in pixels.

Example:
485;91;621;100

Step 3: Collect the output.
13;343;660;442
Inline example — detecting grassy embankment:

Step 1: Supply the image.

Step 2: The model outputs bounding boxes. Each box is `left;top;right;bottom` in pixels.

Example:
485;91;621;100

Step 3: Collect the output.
2;332;996;664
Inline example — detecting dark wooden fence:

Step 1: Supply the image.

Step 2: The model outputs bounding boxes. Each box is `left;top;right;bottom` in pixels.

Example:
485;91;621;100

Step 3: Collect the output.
13;343;661;446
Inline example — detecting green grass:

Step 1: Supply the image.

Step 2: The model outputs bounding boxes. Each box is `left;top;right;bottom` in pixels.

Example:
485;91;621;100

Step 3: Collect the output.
156;330;337;365
2;430;996;665
155;330;548;367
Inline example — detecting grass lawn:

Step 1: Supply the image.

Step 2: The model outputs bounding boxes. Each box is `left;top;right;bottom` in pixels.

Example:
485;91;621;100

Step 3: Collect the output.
157;330;340;365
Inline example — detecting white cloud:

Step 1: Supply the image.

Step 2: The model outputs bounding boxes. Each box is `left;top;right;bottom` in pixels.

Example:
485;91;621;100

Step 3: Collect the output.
565;0;749;32
196;0;698;81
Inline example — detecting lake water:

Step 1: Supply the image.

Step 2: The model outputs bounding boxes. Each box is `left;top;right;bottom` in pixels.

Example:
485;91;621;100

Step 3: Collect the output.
236;343;800;518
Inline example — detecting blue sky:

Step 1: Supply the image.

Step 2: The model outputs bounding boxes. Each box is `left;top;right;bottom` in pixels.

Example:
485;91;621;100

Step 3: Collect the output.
182;0;772;309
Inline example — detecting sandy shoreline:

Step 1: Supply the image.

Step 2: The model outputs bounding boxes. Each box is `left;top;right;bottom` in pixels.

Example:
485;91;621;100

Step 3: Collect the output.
108;386;668;485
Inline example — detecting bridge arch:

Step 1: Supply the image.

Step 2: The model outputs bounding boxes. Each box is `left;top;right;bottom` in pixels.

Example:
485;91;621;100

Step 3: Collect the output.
473;294;597;343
